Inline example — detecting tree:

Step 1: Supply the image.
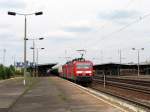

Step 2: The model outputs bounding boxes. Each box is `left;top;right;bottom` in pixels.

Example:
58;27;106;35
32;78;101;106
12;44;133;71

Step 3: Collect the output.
0;65;5;79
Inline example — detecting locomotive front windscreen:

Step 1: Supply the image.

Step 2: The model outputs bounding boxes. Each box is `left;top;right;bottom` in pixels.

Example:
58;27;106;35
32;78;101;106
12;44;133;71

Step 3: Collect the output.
76;63;92;69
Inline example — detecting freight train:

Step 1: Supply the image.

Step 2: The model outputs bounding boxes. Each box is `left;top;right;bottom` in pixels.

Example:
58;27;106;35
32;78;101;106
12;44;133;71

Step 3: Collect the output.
59;58;94;83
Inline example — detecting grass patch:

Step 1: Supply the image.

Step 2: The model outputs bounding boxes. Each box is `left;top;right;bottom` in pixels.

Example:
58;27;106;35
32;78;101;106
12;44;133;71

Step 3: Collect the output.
58;93;67;101
48;77;68;101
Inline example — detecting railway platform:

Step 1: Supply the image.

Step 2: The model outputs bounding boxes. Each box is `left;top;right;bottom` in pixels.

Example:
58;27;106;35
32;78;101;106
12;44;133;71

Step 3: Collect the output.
0;76;126;112
0;77;25;112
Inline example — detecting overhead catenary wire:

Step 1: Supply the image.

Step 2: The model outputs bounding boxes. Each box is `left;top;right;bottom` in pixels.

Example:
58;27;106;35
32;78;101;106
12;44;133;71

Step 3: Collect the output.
92;0;135;33
103;14;149;39
88;12;150;47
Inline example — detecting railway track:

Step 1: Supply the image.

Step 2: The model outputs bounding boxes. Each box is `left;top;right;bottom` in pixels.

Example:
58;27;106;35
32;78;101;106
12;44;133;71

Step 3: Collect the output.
93;78;150;94
94;75;150;87
91;85;150;111
90;75;150;111
94;75;150;93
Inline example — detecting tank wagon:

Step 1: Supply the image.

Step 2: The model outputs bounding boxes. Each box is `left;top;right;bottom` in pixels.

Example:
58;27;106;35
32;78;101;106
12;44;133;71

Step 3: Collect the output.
60;58;94;83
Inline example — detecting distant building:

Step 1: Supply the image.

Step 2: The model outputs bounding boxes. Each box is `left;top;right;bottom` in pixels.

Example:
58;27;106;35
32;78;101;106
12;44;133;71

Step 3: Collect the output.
93;63;150;76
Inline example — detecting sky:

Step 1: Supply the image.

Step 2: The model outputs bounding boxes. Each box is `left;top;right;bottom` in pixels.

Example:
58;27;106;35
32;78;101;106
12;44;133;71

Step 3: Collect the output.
0;0;150;66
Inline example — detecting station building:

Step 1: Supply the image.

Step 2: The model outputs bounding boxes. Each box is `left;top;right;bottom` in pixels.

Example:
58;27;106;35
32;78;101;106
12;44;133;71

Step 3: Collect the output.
93;63;150;76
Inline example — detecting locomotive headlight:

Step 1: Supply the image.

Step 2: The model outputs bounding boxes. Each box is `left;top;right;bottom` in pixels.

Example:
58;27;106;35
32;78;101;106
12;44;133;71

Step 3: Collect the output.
76;71;83;73
76;71;92;74
85;71;92;73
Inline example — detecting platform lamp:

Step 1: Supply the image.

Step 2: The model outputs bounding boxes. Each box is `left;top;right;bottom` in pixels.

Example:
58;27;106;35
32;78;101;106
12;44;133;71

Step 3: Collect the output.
8;11;43;85
132;48;144;76
36;48;45;77
27;37;44;77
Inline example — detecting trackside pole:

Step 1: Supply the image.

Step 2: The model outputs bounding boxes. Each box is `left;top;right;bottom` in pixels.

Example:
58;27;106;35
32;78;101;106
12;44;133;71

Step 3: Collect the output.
23;79;26;85
104;73;106;88
23;16;27;86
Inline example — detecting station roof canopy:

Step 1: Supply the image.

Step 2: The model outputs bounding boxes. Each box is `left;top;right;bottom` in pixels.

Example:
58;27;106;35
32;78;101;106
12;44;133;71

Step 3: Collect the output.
38;63;57;68
93;62;150;70
37;63;57;76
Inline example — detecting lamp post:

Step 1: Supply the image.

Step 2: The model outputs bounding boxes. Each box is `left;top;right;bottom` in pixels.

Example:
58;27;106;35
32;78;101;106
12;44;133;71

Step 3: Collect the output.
28;37;44;76
36;48;45;76
8;11;43;85
118;49;126;76
132;48;144;76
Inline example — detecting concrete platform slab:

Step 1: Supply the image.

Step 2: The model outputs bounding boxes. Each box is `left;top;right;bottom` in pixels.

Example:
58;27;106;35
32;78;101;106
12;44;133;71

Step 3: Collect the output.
8;77;124;112
0;78;25;112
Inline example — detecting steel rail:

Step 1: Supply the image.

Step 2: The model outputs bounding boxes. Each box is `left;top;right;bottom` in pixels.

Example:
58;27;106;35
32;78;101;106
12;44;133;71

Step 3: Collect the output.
93;79;150;94
91;86;150;111
94;75;150;87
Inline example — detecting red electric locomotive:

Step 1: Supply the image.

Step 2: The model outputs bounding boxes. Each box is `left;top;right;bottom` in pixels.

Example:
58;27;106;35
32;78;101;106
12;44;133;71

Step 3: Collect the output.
60;58;93;83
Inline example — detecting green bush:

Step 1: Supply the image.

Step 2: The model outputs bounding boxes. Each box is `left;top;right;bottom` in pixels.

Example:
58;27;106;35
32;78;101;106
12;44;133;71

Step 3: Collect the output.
0;65;17;80
0;65;5;79
14;69;23;76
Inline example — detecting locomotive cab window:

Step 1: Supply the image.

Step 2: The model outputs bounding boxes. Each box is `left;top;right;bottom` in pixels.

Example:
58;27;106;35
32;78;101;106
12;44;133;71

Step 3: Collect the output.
76;63;92;69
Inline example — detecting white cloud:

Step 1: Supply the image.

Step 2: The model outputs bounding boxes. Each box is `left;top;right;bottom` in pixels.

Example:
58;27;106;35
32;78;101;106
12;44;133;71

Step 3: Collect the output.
47;30;74;38
1;0;150;65
0;0;26;9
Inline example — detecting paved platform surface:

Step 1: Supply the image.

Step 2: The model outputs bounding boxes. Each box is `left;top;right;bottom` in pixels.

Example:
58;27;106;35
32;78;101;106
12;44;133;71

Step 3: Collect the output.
0;78;25;112
4;76;123;112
